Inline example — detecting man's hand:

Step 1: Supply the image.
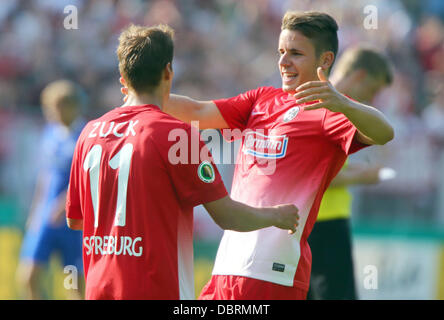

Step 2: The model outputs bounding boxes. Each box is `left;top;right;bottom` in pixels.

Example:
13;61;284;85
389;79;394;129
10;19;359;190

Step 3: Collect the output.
272;204;299;235
293;67;349;113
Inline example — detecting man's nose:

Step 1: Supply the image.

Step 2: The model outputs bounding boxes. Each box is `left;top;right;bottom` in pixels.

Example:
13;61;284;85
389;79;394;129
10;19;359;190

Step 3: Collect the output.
279;53;289;67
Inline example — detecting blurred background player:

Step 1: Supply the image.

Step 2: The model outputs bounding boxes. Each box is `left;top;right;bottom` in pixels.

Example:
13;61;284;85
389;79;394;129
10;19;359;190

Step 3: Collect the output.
16;80;86;300
66;24;298;300
307;46;394;300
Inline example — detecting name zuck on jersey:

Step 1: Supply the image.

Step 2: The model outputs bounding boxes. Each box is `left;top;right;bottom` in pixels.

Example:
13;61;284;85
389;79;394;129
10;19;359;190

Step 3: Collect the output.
87;120;139;139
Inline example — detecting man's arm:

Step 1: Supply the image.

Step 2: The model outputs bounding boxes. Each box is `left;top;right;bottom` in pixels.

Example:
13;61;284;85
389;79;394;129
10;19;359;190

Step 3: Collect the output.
336;99;394;145
164;94;228;129
66;197;299;233
25;173;46;229
120;80;227;129
329;163;381;188
50;190;68;226
67;218;83;230
294;68;394;145
203;196;299;234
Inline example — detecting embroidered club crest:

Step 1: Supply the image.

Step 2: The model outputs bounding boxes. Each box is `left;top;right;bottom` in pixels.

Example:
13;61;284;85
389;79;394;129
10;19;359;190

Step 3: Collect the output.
198;161;215;183
283;107;300;122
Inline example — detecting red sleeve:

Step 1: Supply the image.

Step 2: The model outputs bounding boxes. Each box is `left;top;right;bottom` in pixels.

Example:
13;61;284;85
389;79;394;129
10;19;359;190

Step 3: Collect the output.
322;109;369;155
66;140;83;220
213;87;272;131
162;125;228;208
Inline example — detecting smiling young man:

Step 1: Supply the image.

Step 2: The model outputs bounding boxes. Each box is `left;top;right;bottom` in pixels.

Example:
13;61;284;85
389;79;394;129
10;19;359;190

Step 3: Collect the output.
121;11;394;300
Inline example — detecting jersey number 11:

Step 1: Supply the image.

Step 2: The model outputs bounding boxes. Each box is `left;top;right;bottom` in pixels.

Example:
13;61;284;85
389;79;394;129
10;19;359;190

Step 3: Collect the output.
83;143;134;228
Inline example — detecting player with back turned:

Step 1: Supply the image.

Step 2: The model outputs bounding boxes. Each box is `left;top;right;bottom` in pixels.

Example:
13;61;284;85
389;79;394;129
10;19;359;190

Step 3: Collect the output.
65;24;299;300
121;11;394;300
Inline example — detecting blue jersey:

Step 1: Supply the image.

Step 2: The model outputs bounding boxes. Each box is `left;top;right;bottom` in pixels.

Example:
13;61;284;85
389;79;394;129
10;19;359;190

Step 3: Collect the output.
21;118;85;269
32;119;84;225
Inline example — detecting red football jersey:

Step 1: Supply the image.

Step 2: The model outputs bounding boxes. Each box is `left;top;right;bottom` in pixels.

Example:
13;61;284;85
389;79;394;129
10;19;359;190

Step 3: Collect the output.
202;86;368;296
66;105;227;300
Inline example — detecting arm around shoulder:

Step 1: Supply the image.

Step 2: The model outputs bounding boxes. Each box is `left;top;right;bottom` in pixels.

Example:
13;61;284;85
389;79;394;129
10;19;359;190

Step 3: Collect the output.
203;196;299;234
164;94;228;129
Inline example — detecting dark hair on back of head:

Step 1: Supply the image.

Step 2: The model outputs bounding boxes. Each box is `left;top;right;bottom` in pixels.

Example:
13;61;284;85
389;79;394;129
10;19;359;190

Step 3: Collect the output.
117;24;174;94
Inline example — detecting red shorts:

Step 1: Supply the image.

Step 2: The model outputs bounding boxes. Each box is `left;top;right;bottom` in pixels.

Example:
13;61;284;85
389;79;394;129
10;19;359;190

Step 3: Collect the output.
199;275;308;300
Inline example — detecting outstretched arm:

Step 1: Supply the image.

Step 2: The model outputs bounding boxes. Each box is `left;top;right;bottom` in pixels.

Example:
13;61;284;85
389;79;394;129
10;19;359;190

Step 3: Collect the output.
204;195;299;234
293;68;394;145
165;94;228;129
329;162;381;188
120;78;227;129
67;196;299;234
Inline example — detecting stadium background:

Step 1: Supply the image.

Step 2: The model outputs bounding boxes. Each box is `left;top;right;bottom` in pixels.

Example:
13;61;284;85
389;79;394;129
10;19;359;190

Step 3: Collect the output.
1;0;444;299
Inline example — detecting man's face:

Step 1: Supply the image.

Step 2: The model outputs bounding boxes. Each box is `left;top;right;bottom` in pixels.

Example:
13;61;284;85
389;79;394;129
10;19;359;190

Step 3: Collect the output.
358;74;388;103
278;29;320;94
56;103;78;127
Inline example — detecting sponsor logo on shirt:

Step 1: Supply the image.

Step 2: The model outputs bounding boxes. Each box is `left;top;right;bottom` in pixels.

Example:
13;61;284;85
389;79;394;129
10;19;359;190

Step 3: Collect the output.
243;131;288;159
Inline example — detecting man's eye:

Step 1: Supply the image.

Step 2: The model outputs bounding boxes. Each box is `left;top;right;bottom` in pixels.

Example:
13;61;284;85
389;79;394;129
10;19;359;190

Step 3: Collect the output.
278;50;302;56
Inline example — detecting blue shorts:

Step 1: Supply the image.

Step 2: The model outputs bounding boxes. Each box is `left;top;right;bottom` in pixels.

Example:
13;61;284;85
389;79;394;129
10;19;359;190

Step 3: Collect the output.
20;222;83;273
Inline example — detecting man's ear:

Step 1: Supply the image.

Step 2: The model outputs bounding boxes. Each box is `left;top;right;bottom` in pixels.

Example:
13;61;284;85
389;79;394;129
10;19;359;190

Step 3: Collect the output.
164;62;173;80
319;51;335;72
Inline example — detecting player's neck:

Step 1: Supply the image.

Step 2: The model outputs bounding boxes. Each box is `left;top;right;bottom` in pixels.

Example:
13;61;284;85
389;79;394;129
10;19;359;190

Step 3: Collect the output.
122;90;165;110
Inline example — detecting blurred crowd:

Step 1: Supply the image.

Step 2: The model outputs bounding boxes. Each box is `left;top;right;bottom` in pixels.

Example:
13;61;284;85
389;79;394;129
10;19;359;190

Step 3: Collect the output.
0;0;444;231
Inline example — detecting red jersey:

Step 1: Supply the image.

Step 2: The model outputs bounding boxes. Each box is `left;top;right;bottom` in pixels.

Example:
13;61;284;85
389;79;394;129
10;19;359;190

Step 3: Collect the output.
204;86;367;294
66;105;227;300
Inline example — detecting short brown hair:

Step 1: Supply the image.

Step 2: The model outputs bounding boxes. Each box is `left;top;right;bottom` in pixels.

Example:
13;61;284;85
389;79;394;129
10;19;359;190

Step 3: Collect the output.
117;24;174;93
281;11;338;61
335;47;393;85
